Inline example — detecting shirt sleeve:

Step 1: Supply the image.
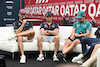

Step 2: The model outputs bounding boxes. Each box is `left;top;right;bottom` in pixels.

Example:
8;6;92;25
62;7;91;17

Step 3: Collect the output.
13;22;19;32
29;22;33;29
55;23;59;29
40;23;44;29
87;23;92;31
73;22;76;29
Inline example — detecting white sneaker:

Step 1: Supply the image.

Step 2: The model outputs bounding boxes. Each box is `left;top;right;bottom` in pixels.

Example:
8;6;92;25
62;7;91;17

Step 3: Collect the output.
72;54;83;63
20;55;26;63
36;54;44;61
77;59;83;64
8;35;16;41
53;54;59;62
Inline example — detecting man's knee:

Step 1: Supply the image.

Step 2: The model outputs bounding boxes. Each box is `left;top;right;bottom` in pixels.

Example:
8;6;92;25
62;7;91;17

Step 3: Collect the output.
28;29;35;35
81;37;89;42
71;39;80;47
32;30;35;34
38;36;43;41
91;43;97;48
73;39;80;44
65;39;72;45
94;44;100;49
54;36;60;41
17;36;23;42
29;33;35;37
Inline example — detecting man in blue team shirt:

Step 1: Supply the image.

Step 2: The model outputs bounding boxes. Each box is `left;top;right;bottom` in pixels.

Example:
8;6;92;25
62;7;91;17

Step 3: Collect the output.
36;11;60;62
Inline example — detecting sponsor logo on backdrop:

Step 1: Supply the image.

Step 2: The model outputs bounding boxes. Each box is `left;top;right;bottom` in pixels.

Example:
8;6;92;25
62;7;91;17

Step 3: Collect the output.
25;0;100;24
25;3;100;19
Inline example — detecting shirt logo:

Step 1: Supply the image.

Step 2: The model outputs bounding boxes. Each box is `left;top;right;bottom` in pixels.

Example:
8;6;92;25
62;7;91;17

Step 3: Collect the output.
83;25;87;27
77;24;80;28
52;24;55;28
44;24;48;28
77;13;81;16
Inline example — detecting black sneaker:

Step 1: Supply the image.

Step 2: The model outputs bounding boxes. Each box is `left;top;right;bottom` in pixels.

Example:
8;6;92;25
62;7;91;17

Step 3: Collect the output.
57;52;67;62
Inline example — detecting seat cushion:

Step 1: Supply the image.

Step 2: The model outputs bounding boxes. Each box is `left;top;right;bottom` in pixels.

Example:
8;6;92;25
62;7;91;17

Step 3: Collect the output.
49;39;82;53
0;39;50;53
71;44;82;53
49;39;65;51
23;39;50;51
0;40;18;53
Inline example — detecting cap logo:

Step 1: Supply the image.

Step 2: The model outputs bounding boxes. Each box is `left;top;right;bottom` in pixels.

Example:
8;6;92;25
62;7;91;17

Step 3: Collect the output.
77;13;81;15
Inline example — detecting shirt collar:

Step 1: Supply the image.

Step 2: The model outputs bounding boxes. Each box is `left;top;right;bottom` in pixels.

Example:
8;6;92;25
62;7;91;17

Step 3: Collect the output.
78;20;87;24
45;22;54;25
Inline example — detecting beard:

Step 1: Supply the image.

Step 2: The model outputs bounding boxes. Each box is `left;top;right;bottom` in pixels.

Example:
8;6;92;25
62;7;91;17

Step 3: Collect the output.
79;20;83;23
46;20;52;23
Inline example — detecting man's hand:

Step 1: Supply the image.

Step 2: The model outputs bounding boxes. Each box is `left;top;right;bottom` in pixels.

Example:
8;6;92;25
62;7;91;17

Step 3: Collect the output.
22;20;27;24
70;35;75;40
74;33;80;37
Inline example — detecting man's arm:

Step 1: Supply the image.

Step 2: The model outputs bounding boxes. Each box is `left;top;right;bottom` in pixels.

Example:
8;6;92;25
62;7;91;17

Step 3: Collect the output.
40;28;51;35
48;23;59;35
71;21;76;36
40;23;51;36
71;28;76;36
75;22;92;37
15;20;26;34
75;30;91;37
48;28;59;35
70;28;76;40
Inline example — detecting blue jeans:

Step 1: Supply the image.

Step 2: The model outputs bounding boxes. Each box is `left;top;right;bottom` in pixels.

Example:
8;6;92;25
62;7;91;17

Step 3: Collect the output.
81;37;100;57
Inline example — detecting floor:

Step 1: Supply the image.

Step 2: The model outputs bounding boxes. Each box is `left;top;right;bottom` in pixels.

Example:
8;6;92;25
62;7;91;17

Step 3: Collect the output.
0;51;80;67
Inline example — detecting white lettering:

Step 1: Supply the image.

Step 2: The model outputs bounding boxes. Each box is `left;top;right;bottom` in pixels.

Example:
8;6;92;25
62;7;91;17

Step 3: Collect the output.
96;3;100;17
73;4;79;16
60;5;65;16
65;5;70;16
88;3;96;19
69;5;74;16
80;4;86;12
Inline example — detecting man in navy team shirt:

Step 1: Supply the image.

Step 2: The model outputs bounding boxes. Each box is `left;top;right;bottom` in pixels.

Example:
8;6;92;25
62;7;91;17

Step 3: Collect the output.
36;11;60;62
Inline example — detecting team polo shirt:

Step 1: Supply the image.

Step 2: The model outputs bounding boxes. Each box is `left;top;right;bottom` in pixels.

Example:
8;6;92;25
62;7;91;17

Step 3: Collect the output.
73;21;92;34
40;22;59;36
13;21;33;32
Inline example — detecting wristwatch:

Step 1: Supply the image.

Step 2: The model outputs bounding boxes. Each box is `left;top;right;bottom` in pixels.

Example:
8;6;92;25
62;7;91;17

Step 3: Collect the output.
47;30;49;33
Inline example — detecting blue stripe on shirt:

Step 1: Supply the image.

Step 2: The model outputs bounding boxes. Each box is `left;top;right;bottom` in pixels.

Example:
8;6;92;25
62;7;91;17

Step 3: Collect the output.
29;27;33;29
14;29;18;32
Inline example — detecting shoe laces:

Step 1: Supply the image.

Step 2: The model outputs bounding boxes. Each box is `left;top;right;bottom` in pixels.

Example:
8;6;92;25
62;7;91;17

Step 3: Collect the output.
20;55;25;59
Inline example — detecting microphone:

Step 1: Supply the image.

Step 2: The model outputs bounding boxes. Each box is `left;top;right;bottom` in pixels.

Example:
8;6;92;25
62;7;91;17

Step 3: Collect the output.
21;17;25;21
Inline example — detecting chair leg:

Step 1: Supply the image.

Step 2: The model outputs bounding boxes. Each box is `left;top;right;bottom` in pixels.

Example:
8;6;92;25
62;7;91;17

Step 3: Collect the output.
12;53;14;59
44;51;46;57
